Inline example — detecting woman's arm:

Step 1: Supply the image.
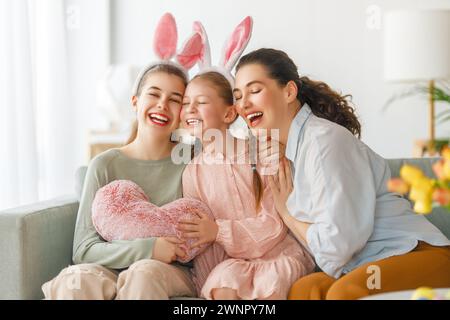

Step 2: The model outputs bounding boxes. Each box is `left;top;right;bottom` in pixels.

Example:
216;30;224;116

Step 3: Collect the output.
72;157;157;269
301;132;376;278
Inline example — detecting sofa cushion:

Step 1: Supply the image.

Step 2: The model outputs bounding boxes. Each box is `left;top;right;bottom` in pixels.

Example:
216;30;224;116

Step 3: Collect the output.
75;166;87;202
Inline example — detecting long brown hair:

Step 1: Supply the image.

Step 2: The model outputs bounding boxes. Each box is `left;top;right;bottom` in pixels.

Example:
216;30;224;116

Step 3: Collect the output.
193;71;264;211
125;63;188;145
236;48;361;138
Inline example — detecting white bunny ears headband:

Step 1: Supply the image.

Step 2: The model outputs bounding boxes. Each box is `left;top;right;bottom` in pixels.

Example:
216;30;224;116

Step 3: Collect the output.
192;16;253;86
131;13;203;96
132;13;253;97
190;16;254;140
194;16;254;141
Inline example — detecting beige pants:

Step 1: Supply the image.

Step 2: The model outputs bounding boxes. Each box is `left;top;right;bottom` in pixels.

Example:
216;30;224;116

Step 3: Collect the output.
42;259;196;300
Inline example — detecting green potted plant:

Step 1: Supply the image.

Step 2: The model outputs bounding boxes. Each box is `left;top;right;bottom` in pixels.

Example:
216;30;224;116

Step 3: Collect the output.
384;81;450;153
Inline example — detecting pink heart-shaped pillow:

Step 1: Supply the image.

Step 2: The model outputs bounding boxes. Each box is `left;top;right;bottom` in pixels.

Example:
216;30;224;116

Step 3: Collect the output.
91;180;213;263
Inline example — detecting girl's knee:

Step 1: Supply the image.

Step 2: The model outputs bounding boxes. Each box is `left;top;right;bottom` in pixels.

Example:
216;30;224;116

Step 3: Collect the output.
116;259;183;299
260;292;283;300
42;264;117;300
119;259;171;288
211;287;240;300
127;259;168;276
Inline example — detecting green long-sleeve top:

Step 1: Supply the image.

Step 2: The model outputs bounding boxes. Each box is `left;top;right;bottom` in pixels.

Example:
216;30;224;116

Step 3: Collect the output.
72;148;186;270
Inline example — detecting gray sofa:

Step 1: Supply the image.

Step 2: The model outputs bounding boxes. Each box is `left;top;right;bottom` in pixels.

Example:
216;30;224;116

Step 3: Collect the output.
1;158;449;300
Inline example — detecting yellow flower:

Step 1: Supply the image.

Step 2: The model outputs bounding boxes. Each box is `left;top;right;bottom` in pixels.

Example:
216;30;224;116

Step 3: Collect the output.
442;146;450;161
408;177;434;202
413;198;433;214
406;175;434;214
390;155;450;215
443;159;450;180
400;165;424;185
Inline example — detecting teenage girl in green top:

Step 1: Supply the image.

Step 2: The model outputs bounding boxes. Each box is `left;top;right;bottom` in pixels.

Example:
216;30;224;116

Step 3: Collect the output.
42;14;202;300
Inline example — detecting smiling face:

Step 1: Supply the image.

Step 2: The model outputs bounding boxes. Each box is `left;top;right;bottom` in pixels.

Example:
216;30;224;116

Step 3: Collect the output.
132;71;185;138
234;63;292;133
180;76;236;137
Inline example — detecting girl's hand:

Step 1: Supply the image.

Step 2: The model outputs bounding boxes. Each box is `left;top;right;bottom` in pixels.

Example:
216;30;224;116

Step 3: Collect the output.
268;157;293;218
177;212;218;249
152;237;186;264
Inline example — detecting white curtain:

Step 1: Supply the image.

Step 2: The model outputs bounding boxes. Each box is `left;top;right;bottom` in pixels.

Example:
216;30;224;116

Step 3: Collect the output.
0;0;74;210
0;0;39;209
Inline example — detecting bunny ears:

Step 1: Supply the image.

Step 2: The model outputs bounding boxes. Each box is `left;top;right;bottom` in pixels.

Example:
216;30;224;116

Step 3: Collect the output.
192;16;253;86
131;14;253;96
132;13;204;96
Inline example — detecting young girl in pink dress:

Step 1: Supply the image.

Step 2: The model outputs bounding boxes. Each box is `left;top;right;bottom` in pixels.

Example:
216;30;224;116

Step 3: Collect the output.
177;70;315;299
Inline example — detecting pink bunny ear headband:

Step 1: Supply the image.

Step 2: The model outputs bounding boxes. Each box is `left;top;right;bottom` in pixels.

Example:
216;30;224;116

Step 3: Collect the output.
131;13;204;96
192;16;253;87
172;16;252;143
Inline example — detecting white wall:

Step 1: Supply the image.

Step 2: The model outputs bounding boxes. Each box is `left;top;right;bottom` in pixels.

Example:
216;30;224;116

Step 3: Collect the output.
38;0;111;200
110;0;450;158
66;0;110;164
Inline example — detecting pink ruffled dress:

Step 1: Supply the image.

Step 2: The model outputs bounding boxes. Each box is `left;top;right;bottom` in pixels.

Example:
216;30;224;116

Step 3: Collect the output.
182;141;316;299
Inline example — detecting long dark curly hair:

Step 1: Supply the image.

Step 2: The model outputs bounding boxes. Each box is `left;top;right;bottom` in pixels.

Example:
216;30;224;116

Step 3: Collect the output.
236;48;361;138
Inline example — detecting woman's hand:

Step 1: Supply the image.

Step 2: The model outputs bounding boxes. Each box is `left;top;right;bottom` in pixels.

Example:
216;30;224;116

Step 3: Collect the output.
268;158;312;244
268;157;293;218
177;212;218;249
253;130;285;176
152;237;186;264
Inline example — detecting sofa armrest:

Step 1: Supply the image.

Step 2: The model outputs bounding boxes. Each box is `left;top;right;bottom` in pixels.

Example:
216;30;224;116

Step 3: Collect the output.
0;196;79;300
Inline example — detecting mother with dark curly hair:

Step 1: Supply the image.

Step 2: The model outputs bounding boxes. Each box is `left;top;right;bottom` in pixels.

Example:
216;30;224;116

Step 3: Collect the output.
233;48;450;300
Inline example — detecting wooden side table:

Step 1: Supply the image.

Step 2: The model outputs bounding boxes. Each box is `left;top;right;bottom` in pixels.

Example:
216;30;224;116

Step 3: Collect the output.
88;130;128;159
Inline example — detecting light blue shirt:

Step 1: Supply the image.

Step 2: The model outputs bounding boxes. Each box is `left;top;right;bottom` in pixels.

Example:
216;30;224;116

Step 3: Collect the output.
285;104;450;278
